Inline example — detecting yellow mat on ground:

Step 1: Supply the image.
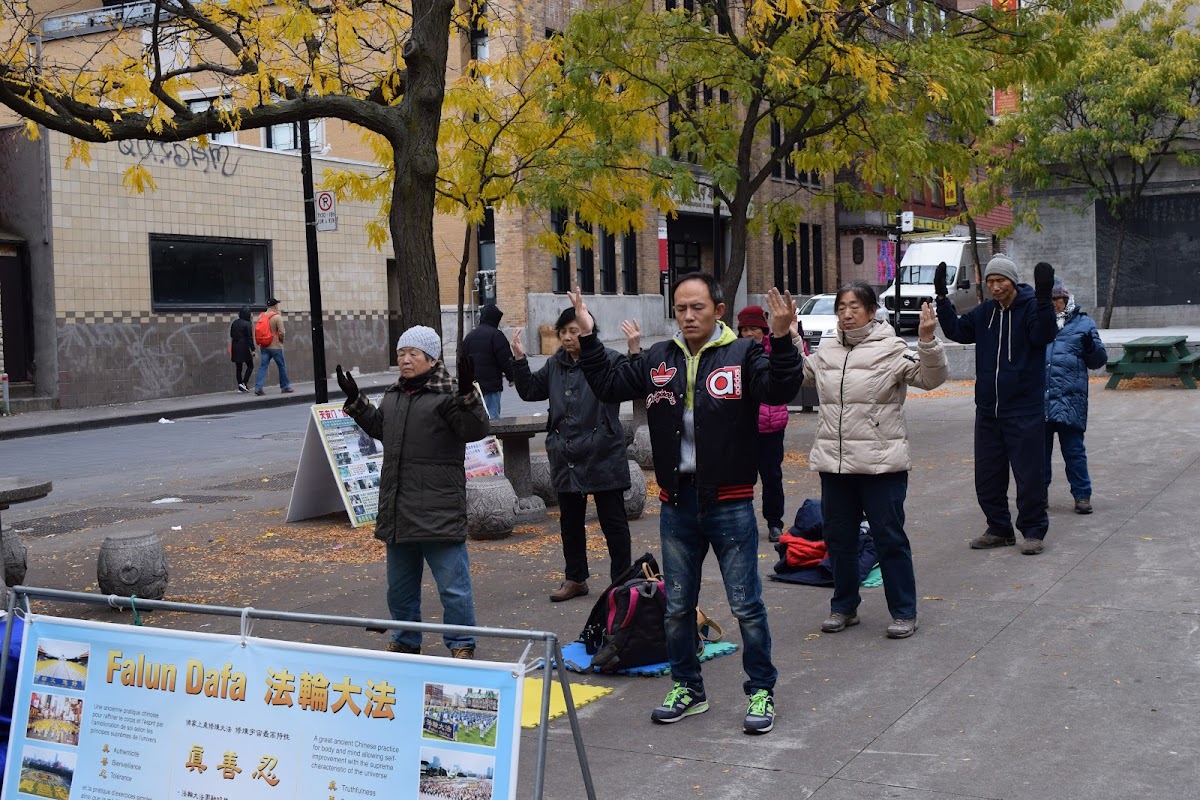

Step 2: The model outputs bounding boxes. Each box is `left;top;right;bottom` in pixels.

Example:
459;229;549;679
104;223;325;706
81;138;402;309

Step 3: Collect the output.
520;677;613;729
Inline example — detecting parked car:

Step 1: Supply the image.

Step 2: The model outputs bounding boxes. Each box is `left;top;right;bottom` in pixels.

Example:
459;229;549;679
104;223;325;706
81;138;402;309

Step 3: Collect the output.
797;293;887;350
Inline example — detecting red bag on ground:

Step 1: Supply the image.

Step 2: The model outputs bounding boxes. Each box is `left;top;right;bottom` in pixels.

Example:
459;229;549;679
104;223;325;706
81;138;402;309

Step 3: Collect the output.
779;533;827;568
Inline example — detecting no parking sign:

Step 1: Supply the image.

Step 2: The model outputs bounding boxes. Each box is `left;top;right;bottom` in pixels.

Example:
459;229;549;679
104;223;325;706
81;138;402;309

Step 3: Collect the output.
315;190;337;232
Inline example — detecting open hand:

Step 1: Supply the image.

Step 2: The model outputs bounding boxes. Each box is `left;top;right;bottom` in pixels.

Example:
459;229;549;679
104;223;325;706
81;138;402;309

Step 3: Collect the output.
918;302;937;342
765;287;797;339
565;286;595;336
511;327;526;360
336;364;359;404
622;320;642;354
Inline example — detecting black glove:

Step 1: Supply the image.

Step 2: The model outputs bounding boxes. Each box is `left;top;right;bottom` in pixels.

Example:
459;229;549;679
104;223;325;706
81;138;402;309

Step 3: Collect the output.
1034;261;1054;302
1082;333;1096;354
336;364;359;404
457;354;476;397
933;262;948;299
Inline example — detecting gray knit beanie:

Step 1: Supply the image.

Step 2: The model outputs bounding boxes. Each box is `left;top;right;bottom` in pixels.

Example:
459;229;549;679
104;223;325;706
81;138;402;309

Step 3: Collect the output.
984;254;1019;286
395;325;441;360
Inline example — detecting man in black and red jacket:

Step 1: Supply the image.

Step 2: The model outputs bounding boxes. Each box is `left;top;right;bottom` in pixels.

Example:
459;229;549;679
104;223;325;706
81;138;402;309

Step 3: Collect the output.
569;274;801;736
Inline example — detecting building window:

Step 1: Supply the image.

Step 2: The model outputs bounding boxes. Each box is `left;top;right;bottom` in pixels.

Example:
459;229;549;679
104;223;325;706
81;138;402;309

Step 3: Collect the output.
576;217;595;293
773;233;785;289
622;232;638;294
265;119;324;152
812;224;824;294
598;229;617;294
186;98;237;145
786;238;798;294
799;224;811;295
551;209;570;293
150;235;270;309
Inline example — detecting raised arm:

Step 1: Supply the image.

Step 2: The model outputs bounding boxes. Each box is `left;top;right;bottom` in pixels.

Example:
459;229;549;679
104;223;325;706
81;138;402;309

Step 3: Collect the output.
567;286;649;402
936;296;977;344
511;332;552;404
900;302;949;390
745;287;803;404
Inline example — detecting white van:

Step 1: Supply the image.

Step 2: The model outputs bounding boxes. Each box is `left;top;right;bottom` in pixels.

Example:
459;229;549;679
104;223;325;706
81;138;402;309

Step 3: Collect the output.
881;236;992;329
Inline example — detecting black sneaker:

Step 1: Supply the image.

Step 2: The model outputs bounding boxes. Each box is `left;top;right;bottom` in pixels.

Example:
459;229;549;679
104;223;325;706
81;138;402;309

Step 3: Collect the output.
743;689;774;735
650;682;708;724
1074;498;1093;515
768;526;783;543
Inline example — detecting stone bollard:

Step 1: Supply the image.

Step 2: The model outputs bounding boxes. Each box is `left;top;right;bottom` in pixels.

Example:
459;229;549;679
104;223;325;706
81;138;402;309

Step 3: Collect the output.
2;527;27;588
530;453;558;507
627;401;654;468
623;461;647;521
97;531;169;599
466;478;517;540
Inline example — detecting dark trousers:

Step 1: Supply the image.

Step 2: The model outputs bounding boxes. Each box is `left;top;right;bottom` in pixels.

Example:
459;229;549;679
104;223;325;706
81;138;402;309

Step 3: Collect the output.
234;361;253;386
820;471;916;620
975;413;1048;540
756;429;786;529
558;489;632;584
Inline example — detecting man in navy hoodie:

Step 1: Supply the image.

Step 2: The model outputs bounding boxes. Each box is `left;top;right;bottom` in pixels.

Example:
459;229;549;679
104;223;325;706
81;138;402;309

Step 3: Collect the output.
935;255;1058;555
460;304;515;418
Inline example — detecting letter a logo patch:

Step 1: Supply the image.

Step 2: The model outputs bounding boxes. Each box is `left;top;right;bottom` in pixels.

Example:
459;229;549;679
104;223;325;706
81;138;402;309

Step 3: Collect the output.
705;366;742;399
650;362;677;387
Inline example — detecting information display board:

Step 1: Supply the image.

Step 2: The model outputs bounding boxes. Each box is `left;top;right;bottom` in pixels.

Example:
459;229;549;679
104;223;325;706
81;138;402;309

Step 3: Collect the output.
286;403;383;527
3;616;523;800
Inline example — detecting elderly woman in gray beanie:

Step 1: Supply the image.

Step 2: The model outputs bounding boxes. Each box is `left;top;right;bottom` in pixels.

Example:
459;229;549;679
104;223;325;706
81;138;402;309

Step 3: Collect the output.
336;326;490;657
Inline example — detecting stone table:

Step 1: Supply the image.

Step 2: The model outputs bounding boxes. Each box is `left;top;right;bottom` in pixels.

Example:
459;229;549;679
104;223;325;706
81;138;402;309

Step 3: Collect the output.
489;416;549;524
0;476;52;587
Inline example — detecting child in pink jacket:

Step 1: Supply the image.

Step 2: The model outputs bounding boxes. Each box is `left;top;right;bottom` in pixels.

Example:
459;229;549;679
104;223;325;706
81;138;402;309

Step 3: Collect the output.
738;305;806;542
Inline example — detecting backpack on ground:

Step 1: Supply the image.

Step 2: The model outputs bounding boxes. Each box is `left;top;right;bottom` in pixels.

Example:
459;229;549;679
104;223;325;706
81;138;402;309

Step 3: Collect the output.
579;553;669;672
254;311;277;347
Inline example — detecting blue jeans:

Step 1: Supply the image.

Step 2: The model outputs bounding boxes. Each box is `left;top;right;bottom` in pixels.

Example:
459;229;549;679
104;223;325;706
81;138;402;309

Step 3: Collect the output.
482;391;502;419
660;484;776;695
386;541;476;652
1045;423;1092;500
255;348;291;391
820;471;916;620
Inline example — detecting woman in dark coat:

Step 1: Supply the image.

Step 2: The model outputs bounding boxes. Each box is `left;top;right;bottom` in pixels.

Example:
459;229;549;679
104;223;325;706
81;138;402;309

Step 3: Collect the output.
1044;281;1107;514
512;308;633;602
230;305;255;392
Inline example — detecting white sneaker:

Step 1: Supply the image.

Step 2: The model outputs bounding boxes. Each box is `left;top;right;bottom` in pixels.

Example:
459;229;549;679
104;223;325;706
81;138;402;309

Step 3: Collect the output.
237;384;248;393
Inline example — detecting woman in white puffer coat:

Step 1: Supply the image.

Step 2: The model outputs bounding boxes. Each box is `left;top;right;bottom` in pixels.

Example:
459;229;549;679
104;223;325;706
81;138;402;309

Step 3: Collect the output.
803;282;948;640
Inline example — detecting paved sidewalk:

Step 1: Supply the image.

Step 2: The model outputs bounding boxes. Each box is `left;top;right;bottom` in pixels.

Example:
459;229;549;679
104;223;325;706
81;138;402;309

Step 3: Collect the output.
7;378;1199;799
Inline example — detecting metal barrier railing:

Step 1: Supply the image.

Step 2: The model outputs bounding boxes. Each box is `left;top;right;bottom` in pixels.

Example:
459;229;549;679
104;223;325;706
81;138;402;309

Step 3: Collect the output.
1;585;597;800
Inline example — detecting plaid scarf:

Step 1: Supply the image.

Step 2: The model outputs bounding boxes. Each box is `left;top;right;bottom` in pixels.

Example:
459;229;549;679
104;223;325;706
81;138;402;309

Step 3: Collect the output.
397;361;457;395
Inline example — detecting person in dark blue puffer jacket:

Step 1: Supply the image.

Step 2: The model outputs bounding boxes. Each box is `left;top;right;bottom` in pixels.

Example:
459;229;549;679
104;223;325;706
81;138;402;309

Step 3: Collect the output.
1044;280;1107;515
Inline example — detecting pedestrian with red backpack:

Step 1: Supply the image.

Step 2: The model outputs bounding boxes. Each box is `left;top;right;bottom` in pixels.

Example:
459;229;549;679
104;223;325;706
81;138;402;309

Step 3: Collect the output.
253;297;293;396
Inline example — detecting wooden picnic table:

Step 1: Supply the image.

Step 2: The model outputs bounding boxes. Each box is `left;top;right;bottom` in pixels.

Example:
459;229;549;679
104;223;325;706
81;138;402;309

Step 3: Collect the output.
1105;335;1199;389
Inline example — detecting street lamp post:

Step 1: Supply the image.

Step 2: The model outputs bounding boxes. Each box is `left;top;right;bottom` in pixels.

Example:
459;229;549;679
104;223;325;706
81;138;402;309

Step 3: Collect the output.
299;120;328;403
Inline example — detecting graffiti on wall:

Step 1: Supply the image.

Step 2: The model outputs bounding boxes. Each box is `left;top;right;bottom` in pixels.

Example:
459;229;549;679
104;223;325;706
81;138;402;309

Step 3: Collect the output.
116;140;241;178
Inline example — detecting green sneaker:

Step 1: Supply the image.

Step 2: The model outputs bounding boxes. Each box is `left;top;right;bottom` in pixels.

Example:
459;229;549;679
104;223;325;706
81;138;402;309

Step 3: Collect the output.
650;682;709;724
743;689;775;735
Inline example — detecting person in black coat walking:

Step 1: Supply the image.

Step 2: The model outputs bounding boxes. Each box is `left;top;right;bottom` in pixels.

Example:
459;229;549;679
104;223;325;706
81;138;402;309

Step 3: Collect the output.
230;305;255;393
461;304;515;418
512;308;633;602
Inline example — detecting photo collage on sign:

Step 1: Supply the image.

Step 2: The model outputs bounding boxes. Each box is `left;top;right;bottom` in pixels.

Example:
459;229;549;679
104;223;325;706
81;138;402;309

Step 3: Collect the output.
321;407;383;525
19;638;89;800
418;682;501;800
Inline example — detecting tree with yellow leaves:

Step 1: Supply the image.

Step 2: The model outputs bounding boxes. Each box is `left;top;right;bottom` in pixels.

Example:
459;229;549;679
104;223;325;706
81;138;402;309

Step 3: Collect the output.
0;0;469;332
567;0;1118;314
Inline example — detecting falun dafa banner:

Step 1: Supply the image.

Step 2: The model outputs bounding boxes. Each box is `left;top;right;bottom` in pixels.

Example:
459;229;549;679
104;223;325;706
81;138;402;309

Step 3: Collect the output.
3;616;522;800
